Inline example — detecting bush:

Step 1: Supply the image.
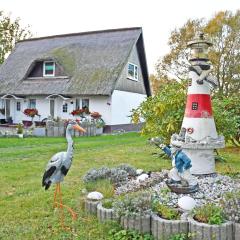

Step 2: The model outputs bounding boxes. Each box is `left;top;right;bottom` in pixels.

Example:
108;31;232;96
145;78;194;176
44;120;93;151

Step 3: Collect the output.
221;191;240;223
193;204;225;225
83;164;137;185
113;192;151;217
108;228;154;240
152;202;180;220
102;198;114;209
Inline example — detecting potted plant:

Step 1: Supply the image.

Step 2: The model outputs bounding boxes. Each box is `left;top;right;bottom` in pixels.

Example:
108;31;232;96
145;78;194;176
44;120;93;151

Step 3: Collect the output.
91;112;105;135
16;123;24;138
23;108;40;125
113;192;152;234
97;198;118;222
188;203;233;240
221;191;240;239
151;200;188;240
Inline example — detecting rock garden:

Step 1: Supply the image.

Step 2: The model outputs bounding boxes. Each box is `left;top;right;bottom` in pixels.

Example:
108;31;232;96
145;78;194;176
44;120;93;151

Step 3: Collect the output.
82;164;240;240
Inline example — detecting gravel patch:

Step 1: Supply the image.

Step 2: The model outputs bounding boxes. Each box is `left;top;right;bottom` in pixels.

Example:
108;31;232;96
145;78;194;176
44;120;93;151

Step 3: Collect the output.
115;170;240;207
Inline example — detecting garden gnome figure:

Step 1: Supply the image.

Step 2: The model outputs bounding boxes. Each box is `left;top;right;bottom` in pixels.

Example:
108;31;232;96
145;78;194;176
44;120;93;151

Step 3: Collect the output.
150;137;198;193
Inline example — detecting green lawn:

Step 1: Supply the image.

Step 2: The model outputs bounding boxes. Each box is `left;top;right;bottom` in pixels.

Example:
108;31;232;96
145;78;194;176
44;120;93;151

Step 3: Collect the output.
0;133;239;239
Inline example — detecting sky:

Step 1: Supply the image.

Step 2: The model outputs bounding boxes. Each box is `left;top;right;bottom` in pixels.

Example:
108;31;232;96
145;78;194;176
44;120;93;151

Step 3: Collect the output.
0;0;239;74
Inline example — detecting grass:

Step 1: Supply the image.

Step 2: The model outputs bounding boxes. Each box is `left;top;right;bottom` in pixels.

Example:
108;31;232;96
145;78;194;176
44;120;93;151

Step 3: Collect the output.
0;132;239;239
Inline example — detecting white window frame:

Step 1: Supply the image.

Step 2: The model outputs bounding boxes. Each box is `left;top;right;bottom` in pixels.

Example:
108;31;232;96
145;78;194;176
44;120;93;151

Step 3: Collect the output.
43;61;55;77
29;99;36;109
62;103;68;113
127;62;138;81
16;101;21;111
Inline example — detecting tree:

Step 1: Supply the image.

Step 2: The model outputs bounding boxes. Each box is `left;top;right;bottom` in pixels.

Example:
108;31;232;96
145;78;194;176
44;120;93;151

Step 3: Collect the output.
155;10;240;97
131;81;186;143
0;11;32;64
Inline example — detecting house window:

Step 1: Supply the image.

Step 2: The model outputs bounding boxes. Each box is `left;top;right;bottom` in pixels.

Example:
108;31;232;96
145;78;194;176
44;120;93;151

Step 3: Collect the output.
76;99;80;109
192;102;198;110
62;103;68;113
127;63;138;81
16;102;21;111
0;99;4;109
29;99;36;108
188;79;192;86
43;61;55;77
82;99;89;109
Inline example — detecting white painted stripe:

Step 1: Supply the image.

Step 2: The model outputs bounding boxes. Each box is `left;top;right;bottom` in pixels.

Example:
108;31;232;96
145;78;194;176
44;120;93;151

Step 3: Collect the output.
181;117;218;140
187;71;211;95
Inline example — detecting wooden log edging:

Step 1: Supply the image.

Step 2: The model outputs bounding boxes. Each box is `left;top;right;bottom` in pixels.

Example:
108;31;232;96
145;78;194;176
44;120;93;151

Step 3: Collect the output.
120;215;151;234
188;217;233;240
151;213;188;240
85;199;100;214
97;203;118;222
234;223;240;240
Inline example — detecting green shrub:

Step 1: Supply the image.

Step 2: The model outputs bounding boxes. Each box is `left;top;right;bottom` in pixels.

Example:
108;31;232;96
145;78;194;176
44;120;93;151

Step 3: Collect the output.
108;228;154;240
221;191;240;223
152;202;180;220
113;192;151;217
102;198;114;209
193;204;225;225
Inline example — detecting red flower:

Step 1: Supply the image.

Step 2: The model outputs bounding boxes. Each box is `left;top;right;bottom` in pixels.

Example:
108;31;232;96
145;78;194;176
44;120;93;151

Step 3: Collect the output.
90;112;102;119
71;109;85;116
24;108;39;118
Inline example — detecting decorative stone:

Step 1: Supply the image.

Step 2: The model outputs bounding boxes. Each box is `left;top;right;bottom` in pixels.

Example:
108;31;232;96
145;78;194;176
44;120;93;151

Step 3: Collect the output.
136;174;149;182
188;216;233;240
87;191;103;201
136;169;144;175
85;199;100;214
151;213;189;240
178;196;196;211
97;203;118;222
120;215;151;234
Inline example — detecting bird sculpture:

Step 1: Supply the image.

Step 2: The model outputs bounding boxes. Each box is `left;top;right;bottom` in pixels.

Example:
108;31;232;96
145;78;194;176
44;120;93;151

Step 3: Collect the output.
42;120;86;228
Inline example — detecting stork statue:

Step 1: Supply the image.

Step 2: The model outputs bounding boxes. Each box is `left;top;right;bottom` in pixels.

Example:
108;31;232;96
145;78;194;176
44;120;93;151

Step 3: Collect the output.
42;120;86;228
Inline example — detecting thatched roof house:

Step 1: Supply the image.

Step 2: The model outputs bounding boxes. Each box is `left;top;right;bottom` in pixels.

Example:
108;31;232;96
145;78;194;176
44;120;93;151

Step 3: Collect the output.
0;27;150;131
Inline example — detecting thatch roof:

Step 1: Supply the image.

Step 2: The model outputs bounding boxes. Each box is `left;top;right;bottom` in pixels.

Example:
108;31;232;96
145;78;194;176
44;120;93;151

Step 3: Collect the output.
0;27;150;96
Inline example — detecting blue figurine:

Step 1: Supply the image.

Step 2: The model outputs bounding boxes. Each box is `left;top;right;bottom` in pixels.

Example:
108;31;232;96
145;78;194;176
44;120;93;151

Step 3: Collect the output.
150;138;197;187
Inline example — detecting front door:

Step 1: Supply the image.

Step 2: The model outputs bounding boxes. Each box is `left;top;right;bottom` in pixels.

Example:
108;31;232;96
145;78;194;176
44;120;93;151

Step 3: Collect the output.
5;99;10;118
50;99;55;118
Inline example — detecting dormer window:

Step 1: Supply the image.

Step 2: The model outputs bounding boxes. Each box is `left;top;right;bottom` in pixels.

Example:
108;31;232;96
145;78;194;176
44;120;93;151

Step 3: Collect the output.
43;61;55;77
127;63;138;81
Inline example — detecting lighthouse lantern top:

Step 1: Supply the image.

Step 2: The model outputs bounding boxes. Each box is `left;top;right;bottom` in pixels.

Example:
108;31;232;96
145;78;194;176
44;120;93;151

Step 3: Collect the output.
187;33;212;62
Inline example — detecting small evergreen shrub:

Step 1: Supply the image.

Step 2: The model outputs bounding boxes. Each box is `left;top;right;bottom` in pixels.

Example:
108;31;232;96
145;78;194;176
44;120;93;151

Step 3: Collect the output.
193;203;225;225
113;192;151;217
108;229;154;240
221;191;240;223
152;201;180;220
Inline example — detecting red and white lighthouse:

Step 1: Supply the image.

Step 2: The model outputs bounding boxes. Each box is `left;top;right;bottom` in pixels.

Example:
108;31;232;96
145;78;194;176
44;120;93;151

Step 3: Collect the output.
171;33;225;174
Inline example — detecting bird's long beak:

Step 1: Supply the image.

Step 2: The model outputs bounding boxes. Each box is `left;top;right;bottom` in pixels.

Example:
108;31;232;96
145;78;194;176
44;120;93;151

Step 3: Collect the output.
73;125;86;133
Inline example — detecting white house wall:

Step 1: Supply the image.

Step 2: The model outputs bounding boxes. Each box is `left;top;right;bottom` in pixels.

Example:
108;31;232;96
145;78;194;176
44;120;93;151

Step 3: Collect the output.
5;95;112;125
111;90;146;125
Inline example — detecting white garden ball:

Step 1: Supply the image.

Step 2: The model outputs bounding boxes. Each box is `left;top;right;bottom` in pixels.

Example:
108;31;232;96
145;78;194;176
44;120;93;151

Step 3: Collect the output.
178;196;196;211
136;173;149;182
136;169;144;175
87;191;104;201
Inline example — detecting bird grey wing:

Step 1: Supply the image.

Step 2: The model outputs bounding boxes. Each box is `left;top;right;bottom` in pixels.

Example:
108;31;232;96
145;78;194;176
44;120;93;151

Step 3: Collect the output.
42;152;66;182
42;166;56;187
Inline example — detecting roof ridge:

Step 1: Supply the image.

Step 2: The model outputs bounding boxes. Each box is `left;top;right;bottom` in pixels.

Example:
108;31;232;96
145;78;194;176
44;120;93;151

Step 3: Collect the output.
18;27;142;43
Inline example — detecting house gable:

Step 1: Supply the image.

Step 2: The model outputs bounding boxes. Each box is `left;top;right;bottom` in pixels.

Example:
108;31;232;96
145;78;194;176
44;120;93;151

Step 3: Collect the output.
114;34;151;96
115;44;146;95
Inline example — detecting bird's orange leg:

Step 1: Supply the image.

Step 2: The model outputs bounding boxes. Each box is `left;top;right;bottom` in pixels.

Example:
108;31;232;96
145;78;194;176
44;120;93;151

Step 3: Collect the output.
53;183;59;208
58;183;65;229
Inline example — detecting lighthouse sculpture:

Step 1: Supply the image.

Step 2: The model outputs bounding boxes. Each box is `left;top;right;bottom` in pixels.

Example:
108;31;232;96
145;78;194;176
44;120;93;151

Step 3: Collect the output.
171;33;225;175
